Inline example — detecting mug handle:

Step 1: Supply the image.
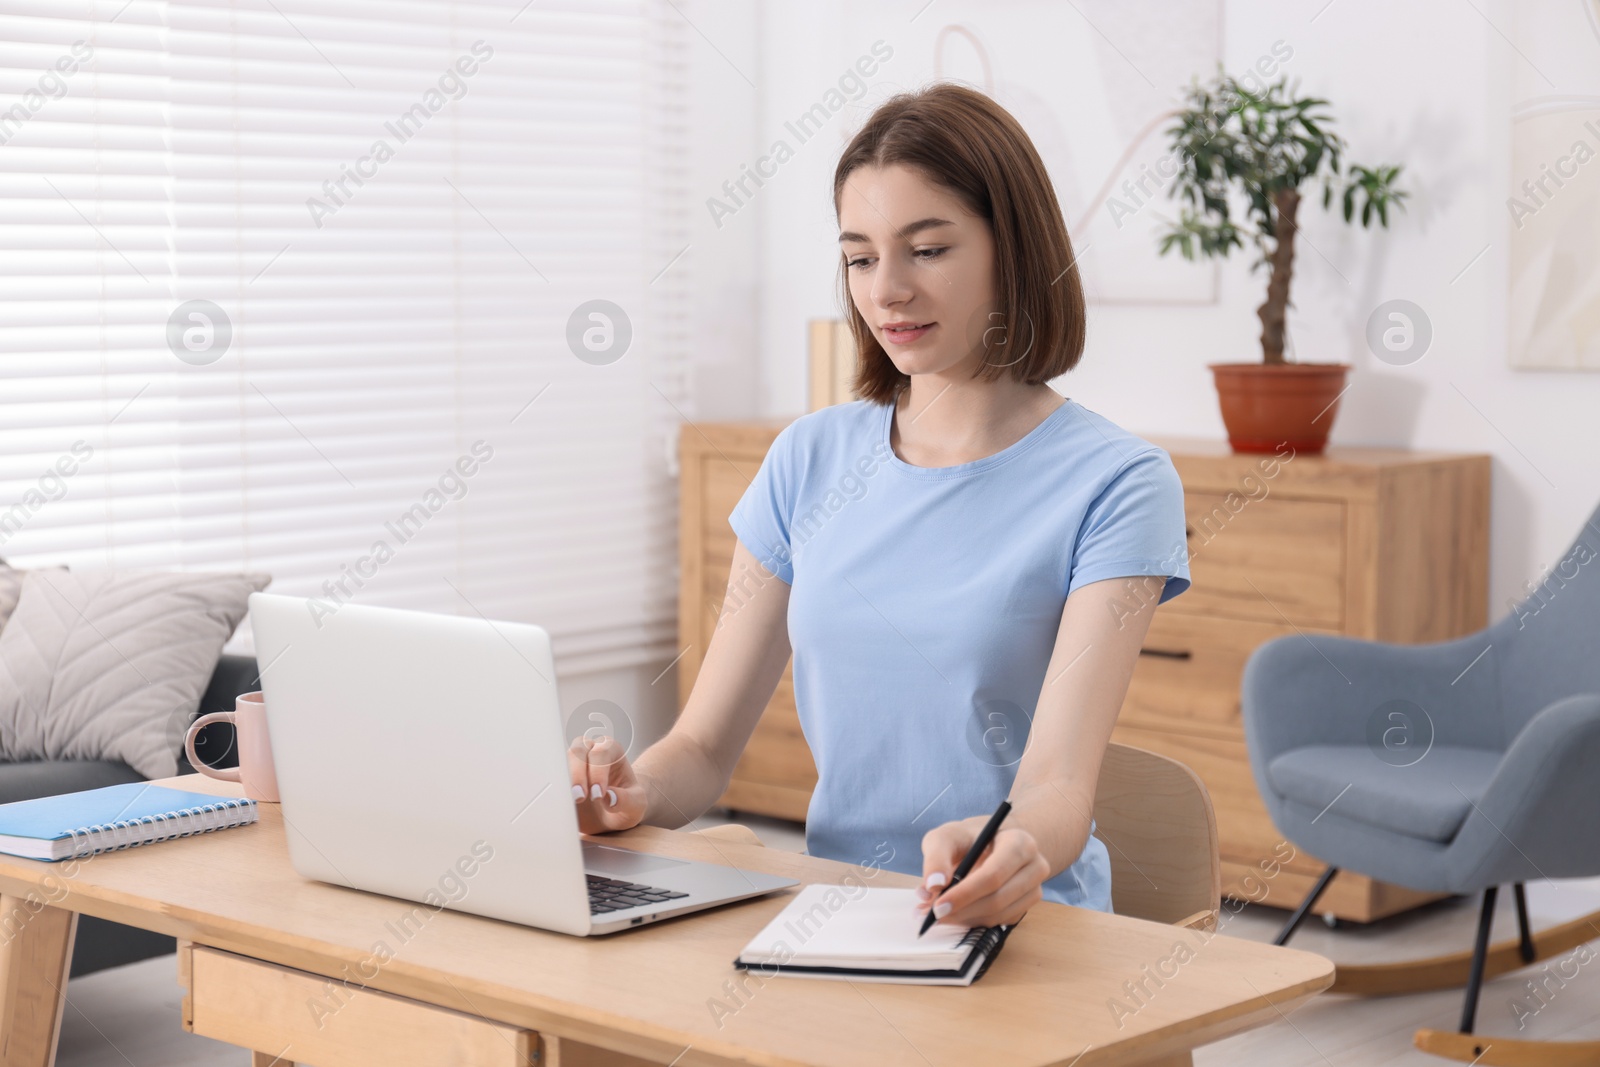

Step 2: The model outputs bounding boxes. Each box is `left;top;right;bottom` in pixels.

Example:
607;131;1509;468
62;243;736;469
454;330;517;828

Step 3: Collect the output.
185;711;241;782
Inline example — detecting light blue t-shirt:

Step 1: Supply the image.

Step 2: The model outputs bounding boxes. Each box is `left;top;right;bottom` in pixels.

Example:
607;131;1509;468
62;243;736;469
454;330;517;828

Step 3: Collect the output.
727;397;1190;912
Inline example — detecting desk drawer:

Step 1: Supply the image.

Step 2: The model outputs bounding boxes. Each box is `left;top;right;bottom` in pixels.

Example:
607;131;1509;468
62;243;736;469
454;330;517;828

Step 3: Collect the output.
180;944;538;1067
1171;492;1345;629
1122;613;1306;735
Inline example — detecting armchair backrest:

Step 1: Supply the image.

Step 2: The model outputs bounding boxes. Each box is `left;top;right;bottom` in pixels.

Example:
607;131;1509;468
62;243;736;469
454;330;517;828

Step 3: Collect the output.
1495;501;1600;740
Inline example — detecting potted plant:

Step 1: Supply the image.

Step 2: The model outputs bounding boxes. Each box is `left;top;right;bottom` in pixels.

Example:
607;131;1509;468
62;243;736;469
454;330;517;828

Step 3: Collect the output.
1158;71;1408;454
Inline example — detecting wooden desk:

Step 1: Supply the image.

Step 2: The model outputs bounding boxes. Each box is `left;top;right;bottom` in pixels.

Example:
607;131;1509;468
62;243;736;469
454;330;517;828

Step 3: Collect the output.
0;777;1333;1067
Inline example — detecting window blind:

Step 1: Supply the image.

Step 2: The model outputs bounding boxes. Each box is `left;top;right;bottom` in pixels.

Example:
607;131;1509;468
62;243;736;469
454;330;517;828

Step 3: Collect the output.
0;0;689;676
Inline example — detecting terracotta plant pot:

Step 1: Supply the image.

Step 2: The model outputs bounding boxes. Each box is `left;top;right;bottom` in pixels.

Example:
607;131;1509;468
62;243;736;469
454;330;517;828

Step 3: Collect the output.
1208;363;1350;455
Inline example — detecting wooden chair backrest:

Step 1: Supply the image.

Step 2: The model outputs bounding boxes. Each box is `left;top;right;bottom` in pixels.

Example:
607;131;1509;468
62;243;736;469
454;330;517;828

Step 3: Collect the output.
807;319;855;411
1093;742;1221;929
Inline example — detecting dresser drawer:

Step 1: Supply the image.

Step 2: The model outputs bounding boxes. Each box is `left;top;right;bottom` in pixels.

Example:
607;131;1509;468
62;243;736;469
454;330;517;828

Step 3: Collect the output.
1171;492;1345;629
1122;613;1310;736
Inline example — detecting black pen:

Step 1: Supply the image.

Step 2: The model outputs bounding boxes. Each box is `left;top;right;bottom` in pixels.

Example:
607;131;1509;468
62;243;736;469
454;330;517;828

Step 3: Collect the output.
918;798;1012;937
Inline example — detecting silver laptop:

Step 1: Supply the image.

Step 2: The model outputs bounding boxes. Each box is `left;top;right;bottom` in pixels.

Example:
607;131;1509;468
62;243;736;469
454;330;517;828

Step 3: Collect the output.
248;593;795;936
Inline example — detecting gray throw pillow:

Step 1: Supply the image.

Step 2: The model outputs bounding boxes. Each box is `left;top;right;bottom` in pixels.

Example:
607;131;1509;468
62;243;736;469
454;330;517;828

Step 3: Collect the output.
0;562;34;634
0;569;271;779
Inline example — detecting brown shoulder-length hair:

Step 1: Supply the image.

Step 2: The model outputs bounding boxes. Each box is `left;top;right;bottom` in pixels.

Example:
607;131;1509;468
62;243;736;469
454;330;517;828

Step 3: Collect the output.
833;83;1087;405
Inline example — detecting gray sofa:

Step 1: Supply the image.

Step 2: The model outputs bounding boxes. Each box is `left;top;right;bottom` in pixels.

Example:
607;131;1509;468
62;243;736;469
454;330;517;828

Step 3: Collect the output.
0;654;260;977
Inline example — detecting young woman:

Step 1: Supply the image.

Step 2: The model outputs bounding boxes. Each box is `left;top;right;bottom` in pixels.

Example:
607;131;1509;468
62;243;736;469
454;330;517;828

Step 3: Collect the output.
569;83;1189;928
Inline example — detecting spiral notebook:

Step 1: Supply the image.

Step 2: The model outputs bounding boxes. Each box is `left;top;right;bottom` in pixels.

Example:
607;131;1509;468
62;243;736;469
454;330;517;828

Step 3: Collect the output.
0;782;258;861
733;885;1014;985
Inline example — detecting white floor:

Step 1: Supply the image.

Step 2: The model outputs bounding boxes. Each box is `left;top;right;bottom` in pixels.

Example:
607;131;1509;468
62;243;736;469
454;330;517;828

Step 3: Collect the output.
54;812;1600;1066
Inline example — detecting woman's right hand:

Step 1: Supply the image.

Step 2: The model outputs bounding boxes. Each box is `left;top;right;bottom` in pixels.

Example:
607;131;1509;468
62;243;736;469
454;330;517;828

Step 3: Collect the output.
567;735;648;834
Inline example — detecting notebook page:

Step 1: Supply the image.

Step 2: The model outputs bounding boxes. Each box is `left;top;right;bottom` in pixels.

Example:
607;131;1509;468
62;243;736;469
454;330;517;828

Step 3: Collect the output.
739;885;977;968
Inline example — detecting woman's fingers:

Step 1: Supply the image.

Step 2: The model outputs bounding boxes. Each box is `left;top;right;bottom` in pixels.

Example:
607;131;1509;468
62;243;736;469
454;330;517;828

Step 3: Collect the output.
916;850;1011;919
587;736;632;807
919;822;970;882
917;822;993;902
584;734;630;775
921;844;1004;908
917;825;1011;908
570;736;624;804
572;742;627;793
917;827;1047;927
566;736;594;801
942;854;1049;927
568;735;645;833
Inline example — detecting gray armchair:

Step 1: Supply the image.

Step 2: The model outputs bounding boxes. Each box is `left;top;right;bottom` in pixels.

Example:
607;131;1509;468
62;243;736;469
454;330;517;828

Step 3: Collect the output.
1242;504;1600;1063
0;654;260;977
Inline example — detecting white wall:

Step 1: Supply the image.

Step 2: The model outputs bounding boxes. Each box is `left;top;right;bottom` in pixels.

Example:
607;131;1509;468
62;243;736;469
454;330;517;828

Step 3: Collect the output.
702;0;1600;618
565;2;768;749
683;3;765;423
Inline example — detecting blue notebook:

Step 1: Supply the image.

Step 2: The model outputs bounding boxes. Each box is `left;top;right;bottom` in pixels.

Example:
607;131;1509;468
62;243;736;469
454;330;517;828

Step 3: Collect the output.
0;783;258;861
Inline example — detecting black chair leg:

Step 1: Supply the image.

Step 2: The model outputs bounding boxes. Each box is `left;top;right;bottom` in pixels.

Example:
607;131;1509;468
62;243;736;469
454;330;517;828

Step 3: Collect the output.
1513;882;1536;964
1273;866;1339;947
1460;886;1498;1034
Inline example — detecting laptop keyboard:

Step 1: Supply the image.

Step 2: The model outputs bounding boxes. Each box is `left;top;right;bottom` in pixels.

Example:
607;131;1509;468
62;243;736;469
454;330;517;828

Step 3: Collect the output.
587;874;690;915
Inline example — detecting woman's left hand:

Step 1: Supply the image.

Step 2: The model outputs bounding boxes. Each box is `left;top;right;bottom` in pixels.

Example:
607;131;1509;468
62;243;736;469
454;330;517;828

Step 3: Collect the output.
916;818;1051;928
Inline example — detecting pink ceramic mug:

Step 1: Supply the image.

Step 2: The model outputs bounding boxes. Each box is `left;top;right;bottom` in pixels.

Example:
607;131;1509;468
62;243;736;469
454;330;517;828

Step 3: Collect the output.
184;692;281;803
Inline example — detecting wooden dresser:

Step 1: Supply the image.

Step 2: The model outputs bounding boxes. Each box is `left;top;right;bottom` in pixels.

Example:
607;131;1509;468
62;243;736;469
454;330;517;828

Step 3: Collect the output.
678;421;1490;922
